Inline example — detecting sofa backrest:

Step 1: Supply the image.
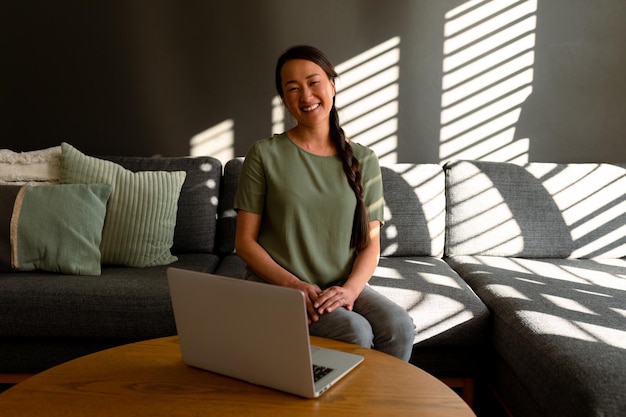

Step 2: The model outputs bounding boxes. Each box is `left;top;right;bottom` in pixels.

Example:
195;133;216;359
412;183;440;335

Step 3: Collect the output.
216;157;243;254
217;159;446;258
445;160;626;258
103;155;222;254
380;164;446;257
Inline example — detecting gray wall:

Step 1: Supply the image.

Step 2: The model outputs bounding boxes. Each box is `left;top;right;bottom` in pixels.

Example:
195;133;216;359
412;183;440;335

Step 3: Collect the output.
2;0;625;163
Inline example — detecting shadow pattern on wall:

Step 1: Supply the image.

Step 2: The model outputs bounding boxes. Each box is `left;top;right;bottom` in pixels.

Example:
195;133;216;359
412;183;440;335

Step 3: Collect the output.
440;0;537;164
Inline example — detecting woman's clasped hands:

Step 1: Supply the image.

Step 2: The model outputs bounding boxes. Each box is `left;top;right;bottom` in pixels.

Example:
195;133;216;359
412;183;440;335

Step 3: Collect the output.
288;280;358;324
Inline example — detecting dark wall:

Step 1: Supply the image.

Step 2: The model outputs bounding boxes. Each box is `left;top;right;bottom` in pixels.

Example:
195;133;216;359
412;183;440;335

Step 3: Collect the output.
2;0;625;162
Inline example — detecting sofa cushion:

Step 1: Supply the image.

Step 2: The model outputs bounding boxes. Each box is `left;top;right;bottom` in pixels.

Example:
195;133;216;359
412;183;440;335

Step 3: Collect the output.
214;252;490;348
445;161;626;258
447;255;626;417
214;253;247;278
61;143;186;267
380;164;446;257
369;256;489;347
214;157;243;254
0;145;62;184
0;253;220;339
102;155;222;254
0;184;111;275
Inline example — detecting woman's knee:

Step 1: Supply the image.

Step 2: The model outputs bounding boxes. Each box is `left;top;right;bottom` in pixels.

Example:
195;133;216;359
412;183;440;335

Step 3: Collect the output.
345;315;375;348
395;312;417;344
310;310;374;348
355;287;415;360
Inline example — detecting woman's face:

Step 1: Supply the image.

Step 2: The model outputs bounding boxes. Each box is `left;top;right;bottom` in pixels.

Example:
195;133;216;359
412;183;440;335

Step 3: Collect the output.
280;59;336;130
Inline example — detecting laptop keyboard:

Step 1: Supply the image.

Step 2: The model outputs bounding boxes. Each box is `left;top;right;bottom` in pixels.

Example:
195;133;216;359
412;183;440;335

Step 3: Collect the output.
313;364;334;382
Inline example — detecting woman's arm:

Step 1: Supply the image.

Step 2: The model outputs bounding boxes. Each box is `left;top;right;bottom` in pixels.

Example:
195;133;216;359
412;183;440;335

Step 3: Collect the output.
235;210;322;322
314;220;381;314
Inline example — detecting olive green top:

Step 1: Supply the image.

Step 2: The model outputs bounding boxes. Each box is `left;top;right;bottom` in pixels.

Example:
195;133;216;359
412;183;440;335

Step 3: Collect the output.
234;133;384;289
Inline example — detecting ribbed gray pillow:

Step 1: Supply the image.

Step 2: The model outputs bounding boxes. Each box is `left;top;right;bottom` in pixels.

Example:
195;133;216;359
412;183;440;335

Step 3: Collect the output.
102;155;222;255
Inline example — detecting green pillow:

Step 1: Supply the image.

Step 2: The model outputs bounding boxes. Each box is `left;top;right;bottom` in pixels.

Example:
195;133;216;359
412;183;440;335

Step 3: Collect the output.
61;143;186;267
0;184;112;275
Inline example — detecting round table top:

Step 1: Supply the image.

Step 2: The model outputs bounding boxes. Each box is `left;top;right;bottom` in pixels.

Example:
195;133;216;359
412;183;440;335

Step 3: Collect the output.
0;336;475;417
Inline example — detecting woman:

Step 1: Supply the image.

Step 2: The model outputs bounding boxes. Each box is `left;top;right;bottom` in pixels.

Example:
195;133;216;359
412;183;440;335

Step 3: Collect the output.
234;45;415;361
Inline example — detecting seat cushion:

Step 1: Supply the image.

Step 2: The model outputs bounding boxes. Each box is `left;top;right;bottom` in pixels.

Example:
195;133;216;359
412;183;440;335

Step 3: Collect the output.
216;254;490;349
370;256;489;347
214;253;247;278
0;253;220;339
447;255;626;417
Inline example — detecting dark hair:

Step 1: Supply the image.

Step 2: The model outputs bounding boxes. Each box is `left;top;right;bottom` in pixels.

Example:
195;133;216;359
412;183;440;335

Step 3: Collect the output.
275;45;370;251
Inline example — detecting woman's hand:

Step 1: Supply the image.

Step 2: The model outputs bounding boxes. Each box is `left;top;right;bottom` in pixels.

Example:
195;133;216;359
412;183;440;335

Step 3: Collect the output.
287;280;322;324
314;285;359;314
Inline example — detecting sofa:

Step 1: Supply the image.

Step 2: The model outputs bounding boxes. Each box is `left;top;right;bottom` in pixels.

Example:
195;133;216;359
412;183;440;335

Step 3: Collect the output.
1;145;624;417
444;160;626;417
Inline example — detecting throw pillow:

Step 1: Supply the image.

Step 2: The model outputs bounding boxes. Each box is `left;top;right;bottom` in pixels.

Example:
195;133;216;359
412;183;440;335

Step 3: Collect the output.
0;145;62;184
102;155;222;254
0;183;112;275
61;143;186;267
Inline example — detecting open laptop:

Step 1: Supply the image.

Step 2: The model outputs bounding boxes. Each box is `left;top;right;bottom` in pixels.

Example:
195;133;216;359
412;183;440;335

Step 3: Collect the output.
166;267;364;398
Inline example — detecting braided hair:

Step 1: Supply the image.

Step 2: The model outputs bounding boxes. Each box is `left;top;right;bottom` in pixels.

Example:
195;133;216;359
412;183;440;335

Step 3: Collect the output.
275;45;370;251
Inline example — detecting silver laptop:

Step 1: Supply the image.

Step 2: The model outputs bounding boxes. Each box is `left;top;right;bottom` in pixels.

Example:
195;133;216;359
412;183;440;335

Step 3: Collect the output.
166;267;364;398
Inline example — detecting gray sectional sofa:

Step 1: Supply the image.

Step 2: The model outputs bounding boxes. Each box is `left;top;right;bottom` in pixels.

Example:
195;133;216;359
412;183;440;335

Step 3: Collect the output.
1;151;625;417
444;161;626;417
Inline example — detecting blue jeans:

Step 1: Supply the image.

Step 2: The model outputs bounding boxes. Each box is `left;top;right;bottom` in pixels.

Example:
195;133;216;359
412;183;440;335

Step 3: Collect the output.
309;285;415;361
245;270;415;361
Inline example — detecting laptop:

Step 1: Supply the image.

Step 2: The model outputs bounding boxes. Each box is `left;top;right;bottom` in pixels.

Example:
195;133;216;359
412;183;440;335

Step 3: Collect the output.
166;267;364;398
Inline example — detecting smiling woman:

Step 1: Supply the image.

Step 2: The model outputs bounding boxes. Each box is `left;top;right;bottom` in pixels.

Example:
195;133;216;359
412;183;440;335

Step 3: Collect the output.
233;45;416;361
279;59;336;144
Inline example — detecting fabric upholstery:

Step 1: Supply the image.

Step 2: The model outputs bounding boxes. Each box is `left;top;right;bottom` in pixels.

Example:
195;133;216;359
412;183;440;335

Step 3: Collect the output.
61;143;186;267
445;160;626;258
214;253;247;278
0;146;62;183
448;255;626;417
0;253;220;339
0;184;111;275
370;256;489;346
102;155;222;254
380;164;446;257
215;157;243;254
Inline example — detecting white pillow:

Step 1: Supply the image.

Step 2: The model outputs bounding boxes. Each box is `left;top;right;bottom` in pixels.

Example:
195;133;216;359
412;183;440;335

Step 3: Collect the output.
0;145;62;183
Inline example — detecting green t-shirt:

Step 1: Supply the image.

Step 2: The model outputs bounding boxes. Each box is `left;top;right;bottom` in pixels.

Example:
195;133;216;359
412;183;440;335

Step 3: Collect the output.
234;133;385;289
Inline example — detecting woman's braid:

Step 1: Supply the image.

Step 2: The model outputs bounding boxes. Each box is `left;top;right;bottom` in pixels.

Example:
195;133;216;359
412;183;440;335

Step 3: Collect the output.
329;106;370;251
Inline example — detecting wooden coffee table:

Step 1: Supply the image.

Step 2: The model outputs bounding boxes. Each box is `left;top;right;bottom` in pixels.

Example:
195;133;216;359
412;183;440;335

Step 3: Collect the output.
0;336;475;416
